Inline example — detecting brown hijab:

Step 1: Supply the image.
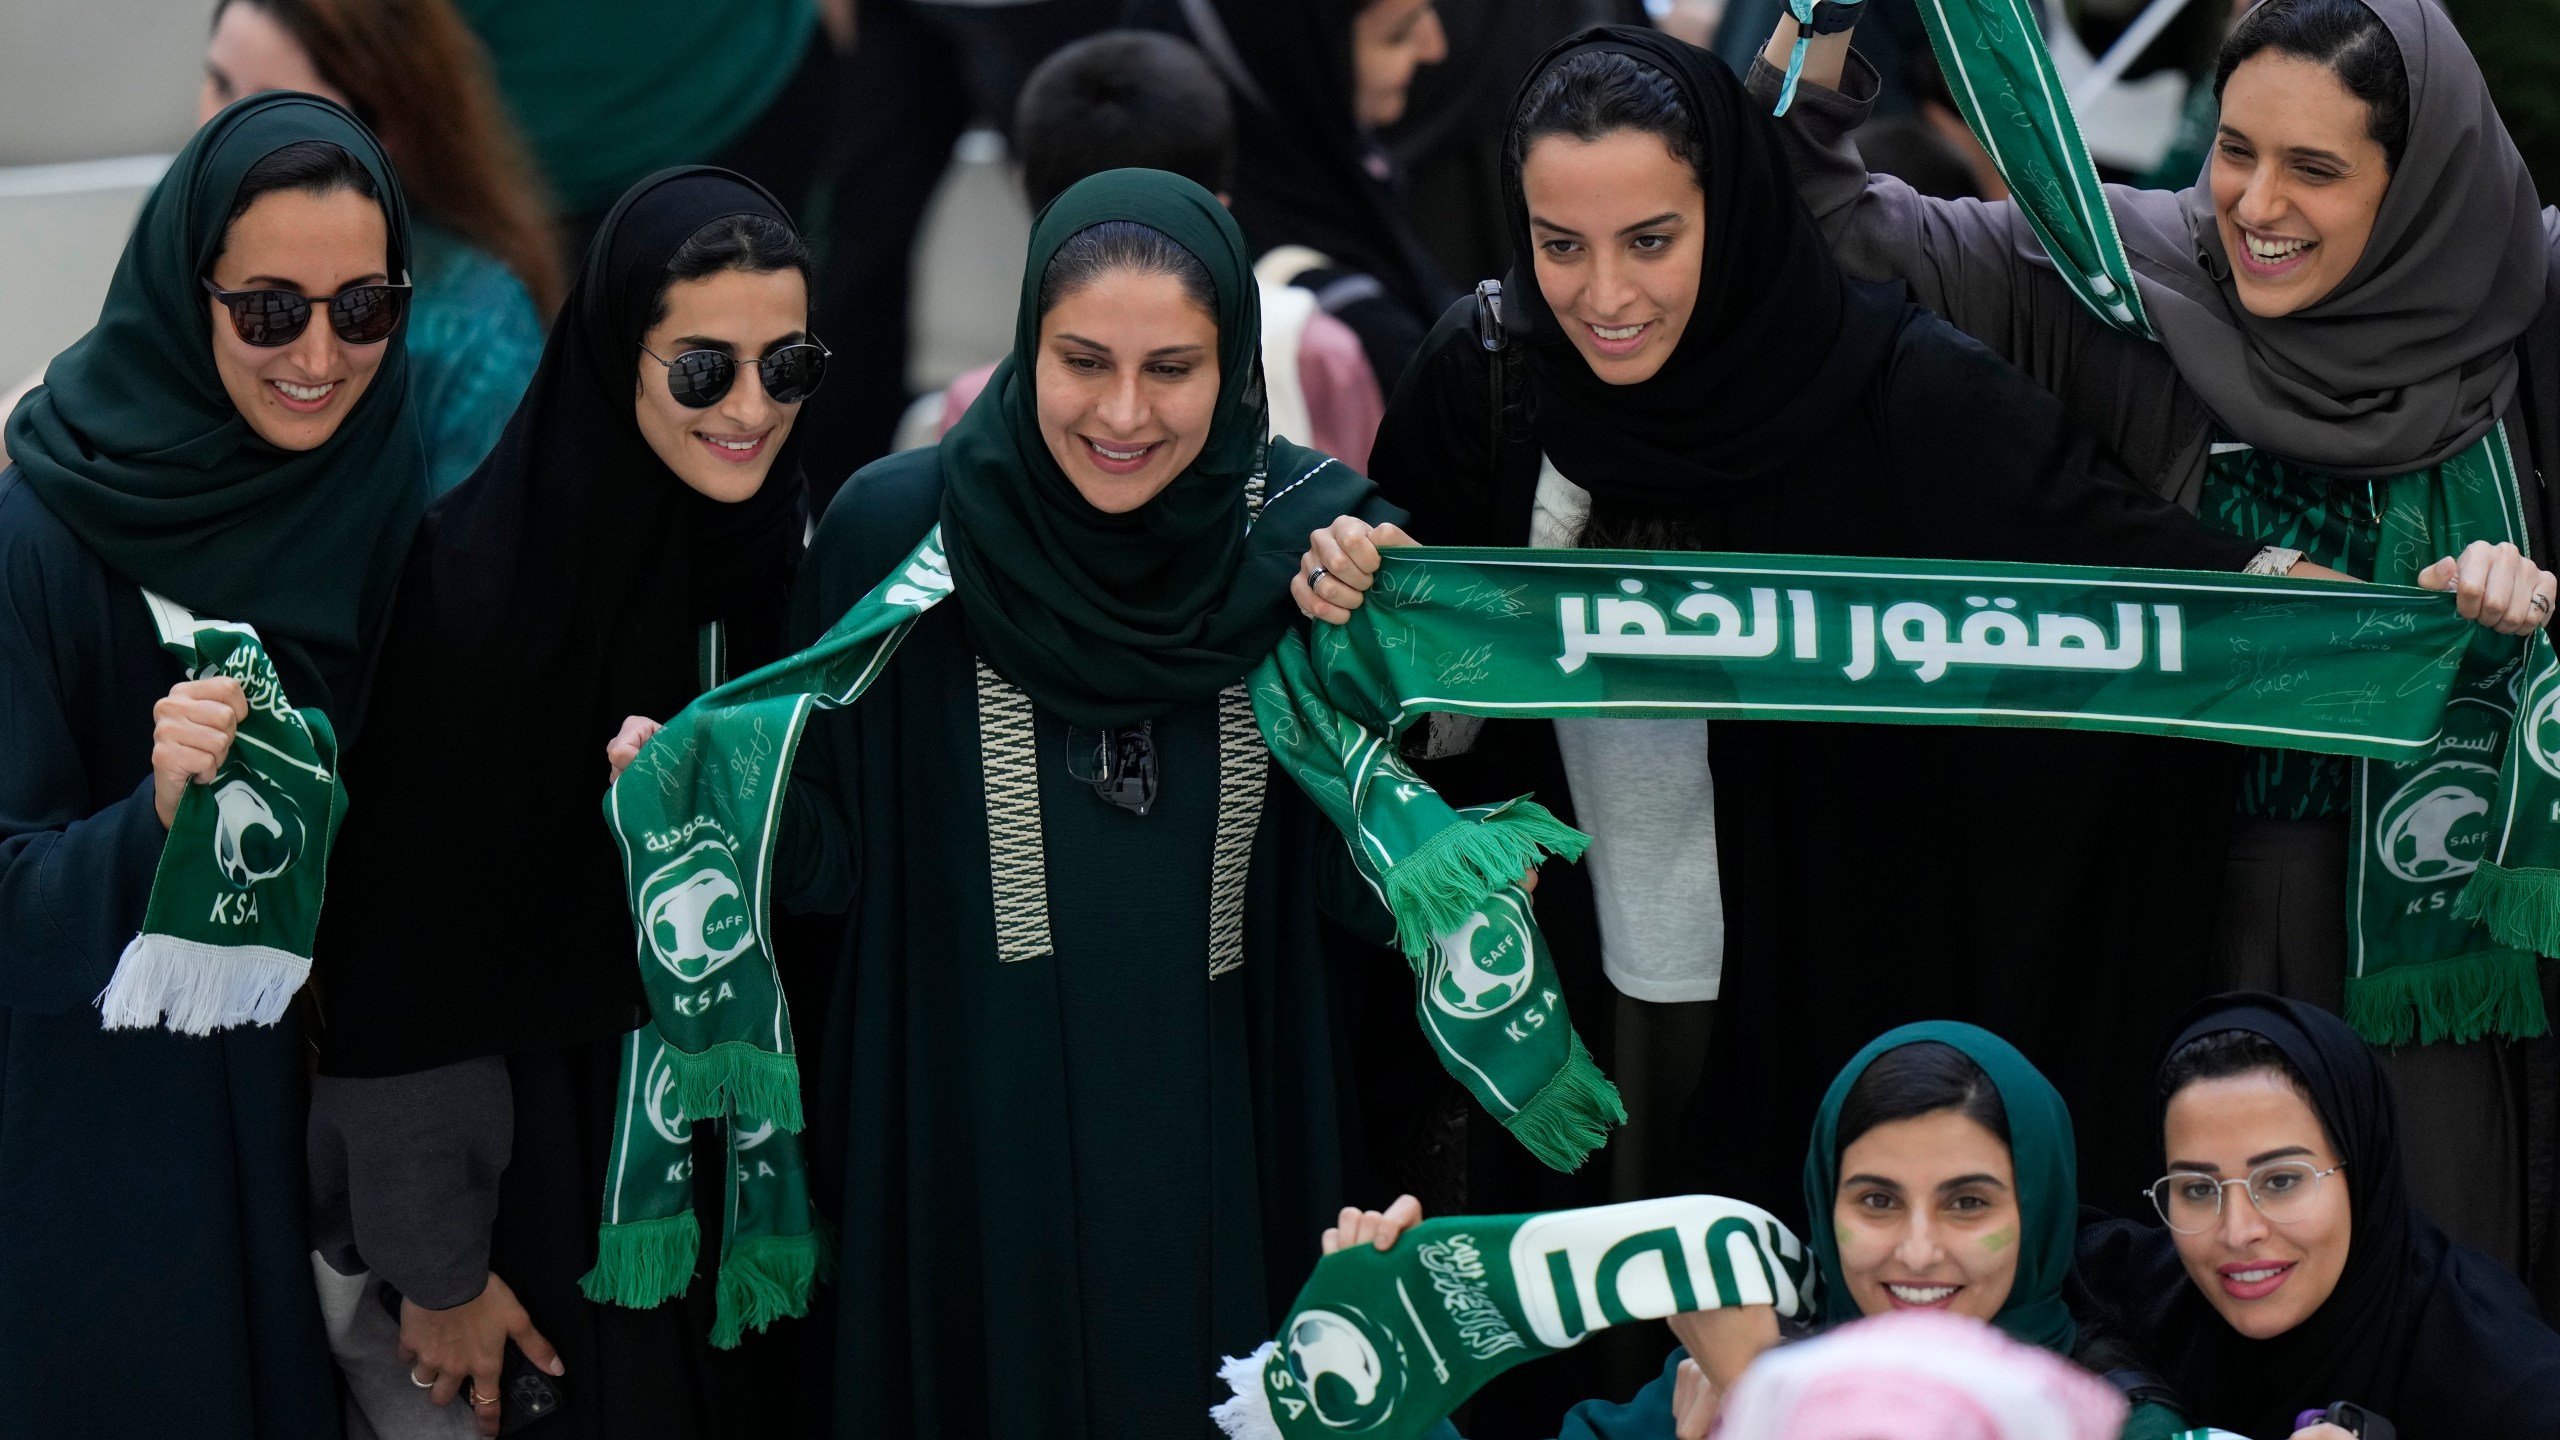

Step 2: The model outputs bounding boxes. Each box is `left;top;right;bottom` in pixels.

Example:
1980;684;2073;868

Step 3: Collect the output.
2107;0;2548;476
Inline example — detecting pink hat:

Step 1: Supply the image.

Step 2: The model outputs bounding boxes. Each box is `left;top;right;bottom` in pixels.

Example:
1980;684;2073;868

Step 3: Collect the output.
1712;1311;2127;1440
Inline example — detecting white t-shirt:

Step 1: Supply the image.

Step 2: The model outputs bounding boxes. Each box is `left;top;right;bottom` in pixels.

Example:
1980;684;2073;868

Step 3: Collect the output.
1531;457;1727;1003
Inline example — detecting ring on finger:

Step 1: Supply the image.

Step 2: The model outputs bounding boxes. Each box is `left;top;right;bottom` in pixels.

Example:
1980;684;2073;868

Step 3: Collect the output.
1308;565;1329;589
2533;592;2551;613
409;1370;436;1389
470;1389;500;1407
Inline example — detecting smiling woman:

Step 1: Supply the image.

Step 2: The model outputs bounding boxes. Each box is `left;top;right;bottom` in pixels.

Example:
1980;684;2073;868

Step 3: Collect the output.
2076;996;2560;1438
0;92;426;1438
307;169;817;1440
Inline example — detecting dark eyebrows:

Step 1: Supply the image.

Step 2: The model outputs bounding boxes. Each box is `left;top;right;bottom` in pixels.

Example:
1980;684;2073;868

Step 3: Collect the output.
237;272;390;291
1840;1173;1902;1192
2214;124;2351;168
1937;1173;2008;1194
1615;211;1684;237
2247;1145;2316;1167
1052;335;1205;360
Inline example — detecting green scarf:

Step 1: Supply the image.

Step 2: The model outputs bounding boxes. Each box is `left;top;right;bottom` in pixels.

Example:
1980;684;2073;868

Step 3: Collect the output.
95;593;345;1033
1212;1196;1813;1440
1901;0;2554;1043
5;92;427;665
582;539;951;1336
1804;1022;2079;1351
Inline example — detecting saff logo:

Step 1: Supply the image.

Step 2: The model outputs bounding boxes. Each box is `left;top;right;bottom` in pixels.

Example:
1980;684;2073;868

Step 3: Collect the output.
2525;667;2560;782
1275;1304;1405;1432
640;837;759;982
642;1042;690;1145
211;775;301;888
2375;759;2496;884
1428;893;1536;1021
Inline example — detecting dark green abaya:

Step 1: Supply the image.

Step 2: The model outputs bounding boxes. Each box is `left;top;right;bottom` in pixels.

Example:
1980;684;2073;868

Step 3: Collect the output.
0;93;427;1437
775;171;1403;1437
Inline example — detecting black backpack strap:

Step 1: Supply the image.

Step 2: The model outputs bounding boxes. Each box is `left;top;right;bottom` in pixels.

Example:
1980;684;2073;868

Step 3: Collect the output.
2515;244;2560;555
1473;278;1530;464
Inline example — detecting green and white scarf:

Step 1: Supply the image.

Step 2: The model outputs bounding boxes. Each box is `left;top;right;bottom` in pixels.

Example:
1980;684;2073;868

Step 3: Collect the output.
580;535;956;1338
1212;1196;1812;1440
1894;0;2558;1041
98;591;344;1034
1258;547;2560;1049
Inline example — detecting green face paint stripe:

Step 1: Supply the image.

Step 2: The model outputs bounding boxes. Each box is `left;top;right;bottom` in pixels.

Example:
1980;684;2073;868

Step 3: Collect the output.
1981;1225;2018;1254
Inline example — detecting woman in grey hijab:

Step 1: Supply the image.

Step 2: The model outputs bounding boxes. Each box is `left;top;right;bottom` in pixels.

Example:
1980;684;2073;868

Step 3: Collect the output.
1748;0;2560;1282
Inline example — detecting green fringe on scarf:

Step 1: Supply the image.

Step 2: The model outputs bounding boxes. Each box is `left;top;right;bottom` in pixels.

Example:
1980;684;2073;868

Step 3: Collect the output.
2345;945;2550;1047
667;1042;806;1133
1499;1030;1627;1172
2459;860;2560;961
580;1212;701;1309
1382;801;1589;961
708;1227;834;1349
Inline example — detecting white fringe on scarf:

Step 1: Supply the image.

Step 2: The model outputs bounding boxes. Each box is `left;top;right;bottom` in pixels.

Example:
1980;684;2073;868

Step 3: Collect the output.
1210;1341;1284;1440
96;933;306;1033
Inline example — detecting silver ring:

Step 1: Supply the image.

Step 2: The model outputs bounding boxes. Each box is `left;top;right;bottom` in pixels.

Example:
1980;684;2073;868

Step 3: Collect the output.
1308;565;1329;589
409;1370;435;1389
2533;592;2551;613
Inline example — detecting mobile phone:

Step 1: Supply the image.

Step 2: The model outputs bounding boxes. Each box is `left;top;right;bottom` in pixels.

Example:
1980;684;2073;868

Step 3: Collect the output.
2296;1402;2396;1440
495;1342;562;1434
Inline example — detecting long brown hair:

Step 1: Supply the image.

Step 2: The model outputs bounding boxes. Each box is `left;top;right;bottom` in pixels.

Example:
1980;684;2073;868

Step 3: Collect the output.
217;0;565;315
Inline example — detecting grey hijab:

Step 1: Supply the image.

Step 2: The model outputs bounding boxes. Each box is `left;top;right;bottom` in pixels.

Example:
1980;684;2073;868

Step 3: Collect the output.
2107;0;2548;476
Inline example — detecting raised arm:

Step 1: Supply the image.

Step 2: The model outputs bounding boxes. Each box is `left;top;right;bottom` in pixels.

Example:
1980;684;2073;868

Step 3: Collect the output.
1746;17;2211;500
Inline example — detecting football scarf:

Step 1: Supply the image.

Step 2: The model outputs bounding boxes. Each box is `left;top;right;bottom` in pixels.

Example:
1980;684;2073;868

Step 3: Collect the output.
97;591;344;1035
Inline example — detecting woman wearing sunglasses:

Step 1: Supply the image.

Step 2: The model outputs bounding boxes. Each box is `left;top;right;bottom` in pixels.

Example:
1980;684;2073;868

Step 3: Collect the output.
307;168;817;1439
2075;995;2560;1437
0;95;427;1437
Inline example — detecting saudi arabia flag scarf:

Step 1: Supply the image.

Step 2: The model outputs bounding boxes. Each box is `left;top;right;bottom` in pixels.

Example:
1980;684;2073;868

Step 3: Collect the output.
97;591;343;1034
1212;1196;1812;1440
1786;0;2557;1044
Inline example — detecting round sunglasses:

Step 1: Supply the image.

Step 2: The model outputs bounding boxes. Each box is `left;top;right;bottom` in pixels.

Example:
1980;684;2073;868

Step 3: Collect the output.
201;276;411;347
637;340;830;408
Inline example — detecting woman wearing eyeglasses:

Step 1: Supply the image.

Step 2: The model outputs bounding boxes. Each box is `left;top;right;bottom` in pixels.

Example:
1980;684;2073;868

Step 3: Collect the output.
0;95;427;1437
2075;995;2560;1438
307;168;819;1439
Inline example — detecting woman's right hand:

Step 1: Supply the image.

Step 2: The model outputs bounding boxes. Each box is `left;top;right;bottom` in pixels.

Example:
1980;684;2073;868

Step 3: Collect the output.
1670;1357;1723;1440
1321;1194;1423;1254
151;677;249;829
1294;516;1417;624
398;1271;562;1437
1667;1302;1781;1393
605;715;663;782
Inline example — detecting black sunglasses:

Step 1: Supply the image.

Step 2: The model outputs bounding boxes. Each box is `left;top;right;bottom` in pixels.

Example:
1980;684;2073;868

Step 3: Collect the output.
201;276;411;347
638;340;830;408
1064;722;1158;817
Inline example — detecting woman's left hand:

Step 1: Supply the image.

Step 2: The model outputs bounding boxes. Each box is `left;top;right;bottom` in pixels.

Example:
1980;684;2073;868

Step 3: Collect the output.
2416;540;2557;635
1294;516;1417;624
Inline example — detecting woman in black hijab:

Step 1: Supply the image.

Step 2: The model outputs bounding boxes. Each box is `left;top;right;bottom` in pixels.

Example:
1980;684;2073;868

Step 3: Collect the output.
2075;994;2560;1437
1129;0;1457;388
1310;25;2305;1276
309;167;812;1438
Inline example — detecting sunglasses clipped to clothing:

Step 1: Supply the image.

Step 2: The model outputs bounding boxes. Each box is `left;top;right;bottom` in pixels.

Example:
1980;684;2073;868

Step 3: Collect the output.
638;339;830;408
202;275;411;347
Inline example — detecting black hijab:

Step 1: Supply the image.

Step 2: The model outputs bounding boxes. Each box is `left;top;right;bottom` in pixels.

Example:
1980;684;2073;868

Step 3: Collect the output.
5;92;426;674
2074;994;2560;1438
1124;0;1449;321
1500;27;1902;513
314;168;809;1076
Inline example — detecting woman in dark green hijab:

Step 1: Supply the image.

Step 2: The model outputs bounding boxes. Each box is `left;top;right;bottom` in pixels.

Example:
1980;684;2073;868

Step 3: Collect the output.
0;92;425;1437
773;168;1404;1437
1375;1024;2191;1439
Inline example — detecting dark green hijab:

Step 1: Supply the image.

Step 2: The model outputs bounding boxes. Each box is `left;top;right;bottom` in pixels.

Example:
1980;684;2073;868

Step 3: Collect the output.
938;166;1381;728
1802;1021;2080;1353
5;92;427;665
